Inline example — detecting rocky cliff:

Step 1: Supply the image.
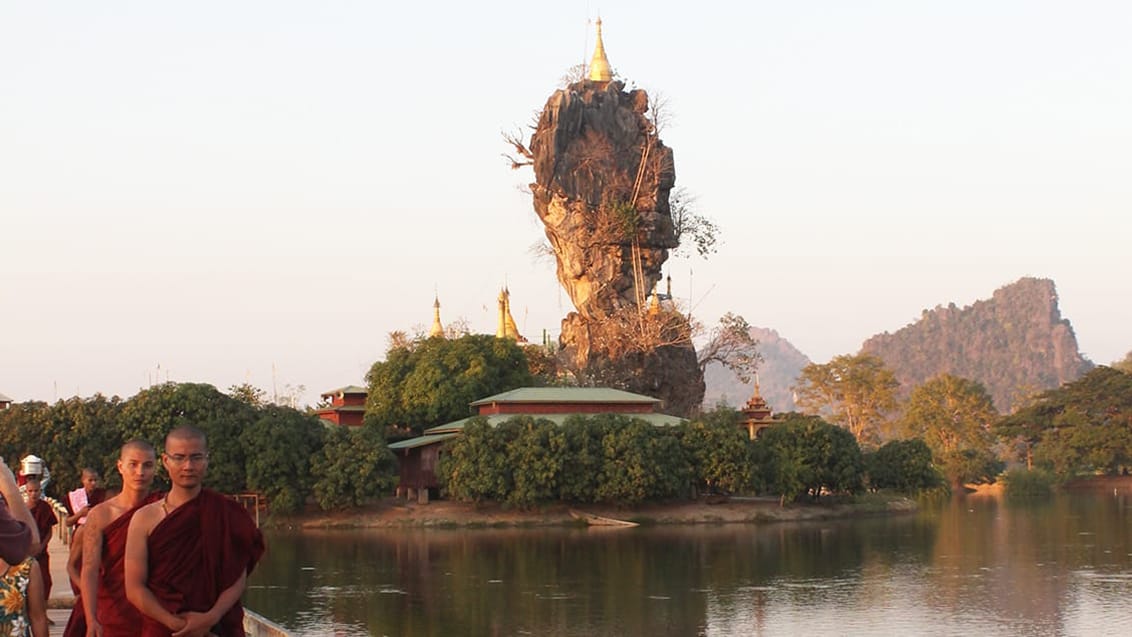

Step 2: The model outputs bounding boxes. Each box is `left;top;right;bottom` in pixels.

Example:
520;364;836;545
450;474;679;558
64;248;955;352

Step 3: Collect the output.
527;79;703;415
860;277;1093;412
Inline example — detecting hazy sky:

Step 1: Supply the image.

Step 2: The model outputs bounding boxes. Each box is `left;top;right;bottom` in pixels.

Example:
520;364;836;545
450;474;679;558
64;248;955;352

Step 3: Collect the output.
2;2;1129;406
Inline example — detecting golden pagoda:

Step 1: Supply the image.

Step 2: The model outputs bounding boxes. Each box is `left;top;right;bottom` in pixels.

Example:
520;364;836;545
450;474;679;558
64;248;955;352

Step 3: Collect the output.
740;378;777;440
428;295;444;338
495;287;527;343
588;18;613;84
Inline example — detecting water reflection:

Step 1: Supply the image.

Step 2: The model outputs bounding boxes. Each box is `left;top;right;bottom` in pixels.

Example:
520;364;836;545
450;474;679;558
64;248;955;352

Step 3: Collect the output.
245;493;1132;636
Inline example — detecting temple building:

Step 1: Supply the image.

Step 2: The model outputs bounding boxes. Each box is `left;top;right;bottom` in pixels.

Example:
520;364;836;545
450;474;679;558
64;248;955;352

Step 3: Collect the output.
388;387;684;503
0;391;11;410
739;381;778;440
315;385;368;427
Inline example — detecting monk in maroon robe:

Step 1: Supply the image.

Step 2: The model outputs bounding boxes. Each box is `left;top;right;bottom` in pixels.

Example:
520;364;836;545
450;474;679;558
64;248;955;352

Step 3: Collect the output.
24;477;57;600
62;525;86;637
126;426;264;637
82;440;160;636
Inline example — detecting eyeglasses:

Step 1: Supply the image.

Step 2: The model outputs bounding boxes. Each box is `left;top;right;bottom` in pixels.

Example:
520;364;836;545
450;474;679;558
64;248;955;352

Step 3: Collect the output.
165;453;208;465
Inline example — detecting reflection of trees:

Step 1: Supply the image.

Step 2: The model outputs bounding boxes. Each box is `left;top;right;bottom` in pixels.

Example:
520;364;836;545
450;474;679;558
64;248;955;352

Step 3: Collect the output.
246;500;1132;635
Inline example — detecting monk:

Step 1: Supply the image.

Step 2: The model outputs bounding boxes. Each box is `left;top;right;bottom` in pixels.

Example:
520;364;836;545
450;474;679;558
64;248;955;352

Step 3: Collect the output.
125;426;264;637
65;468;108;528
62;525;87;637
24;477;58;600
81;440;160;637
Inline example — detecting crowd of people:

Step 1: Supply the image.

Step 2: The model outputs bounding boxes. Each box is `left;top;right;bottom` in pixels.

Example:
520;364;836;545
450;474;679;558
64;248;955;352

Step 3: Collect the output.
0;426;265;637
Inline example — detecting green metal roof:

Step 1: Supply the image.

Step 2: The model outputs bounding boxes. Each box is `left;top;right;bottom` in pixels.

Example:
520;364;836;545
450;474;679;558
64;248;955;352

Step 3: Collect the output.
469;387;661;406
423;412;685;435
320;385;368;397
388;432;460;450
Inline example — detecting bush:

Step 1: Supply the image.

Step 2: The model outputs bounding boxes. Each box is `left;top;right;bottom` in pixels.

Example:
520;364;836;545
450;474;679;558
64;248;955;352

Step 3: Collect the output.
1001;467;1056;499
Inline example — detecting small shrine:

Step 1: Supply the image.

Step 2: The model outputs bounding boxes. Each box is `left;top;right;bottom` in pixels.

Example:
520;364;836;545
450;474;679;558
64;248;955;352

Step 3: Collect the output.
740;381;777;440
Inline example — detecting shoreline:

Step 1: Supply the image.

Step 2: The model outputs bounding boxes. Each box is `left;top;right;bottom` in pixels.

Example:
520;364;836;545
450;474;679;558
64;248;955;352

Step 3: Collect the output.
266;494;920;531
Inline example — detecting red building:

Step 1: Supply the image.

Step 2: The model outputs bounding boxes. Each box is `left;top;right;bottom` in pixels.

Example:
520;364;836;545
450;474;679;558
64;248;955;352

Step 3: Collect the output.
315;385;367;427
0;391;11;411
388;387;685;503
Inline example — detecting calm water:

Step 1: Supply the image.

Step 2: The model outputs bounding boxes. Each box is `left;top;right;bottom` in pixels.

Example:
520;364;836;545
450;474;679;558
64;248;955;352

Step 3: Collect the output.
245;493;1132;636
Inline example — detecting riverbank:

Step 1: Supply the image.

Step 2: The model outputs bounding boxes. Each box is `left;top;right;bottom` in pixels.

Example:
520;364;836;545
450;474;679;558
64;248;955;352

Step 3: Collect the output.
270;494;919;530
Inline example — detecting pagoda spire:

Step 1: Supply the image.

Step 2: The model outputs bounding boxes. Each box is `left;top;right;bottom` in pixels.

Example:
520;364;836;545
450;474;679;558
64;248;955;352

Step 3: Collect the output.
429;295;444;338
588;18;613;84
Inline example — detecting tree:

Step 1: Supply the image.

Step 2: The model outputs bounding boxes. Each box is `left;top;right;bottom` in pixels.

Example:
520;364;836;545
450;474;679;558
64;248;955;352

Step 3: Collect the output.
754;413;864;505
365;334;536;437
1008;366;1132;478
669;187;720;258
900;375;1001;490
865;438;940;492
794;354;898;446
441;418;515;503
696;313;760;384
677;418;753;495
500;417;567;509
240;405;325;514
596;416;688;505
311;424;397;510
117;382;257;493
557;416;605;503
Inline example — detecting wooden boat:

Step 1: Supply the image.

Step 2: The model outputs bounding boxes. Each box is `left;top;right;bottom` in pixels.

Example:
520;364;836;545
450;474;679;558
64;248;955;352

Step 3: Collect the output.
569;509;639;527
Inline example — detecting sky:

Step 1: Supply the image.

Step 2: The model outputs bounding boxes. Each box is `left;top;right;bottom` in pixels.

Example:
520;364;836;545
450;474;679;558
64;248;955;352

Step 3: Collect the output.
2;2;1129;407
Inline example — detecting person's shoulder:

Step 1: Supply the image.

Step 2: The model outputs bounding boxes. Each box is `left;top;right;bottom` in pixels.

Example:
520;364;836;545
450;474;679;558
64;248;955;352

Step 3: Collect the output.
85;501;113;530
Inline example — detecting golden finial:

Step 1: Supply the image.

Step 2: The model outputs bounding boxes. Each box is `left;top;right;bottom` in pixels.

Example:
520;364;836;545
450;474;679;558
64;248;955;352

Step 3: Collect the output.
429;295;444;338
588;18;613;84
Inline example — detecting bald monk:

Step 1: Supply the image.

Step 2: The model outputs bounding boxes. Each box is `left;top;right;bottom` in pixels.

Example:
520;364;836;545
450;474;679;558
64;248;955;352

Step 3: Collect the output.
125;426;264;637
81;440;161;637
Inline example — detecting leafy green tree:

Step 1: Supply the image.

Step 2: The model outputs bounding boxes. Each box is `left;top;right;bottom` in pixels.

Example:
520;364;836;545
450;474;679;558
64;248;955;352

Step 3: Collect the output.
117;382;257;492
1000;366;1132;478
864;438;940;492
311;424;397;510
597;416;689;505
557;416;605;503
240;405;325;514
228;383;268;407
754;413;864;504
901;375;1001;490
44;395;125;494
500;417;566;508
794;354;898;446
366;334;536;436
677;418;753;495
440;418;514;503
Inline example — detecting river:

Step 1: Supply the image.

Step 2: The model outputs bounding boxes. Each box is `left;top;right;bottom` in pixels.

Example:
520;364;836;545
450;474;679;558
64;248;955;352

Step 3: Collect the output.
244;492;1132;636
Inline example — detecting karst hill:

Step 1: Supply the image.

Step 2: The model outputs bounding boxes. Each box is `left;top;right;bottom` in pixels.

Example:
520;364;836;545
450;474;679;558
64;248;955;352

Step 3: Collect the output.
706;278;1094;415
861;277;1093;412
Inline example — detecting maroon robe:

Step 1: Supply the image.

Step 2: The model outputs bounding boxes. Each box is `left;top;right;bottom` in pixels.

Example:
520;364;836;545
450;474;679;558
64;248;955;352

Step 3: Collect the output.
62;602;86;637
96;492;163;635
0;498;31;565
29;499;57;599
140;489;264;637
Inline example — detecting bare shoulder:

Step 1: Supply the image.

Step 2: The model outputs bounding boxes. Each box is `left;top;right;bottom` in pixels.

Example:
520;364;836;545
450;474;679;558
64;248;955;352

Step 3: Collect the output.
128;500;163;536
84;502;111;534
